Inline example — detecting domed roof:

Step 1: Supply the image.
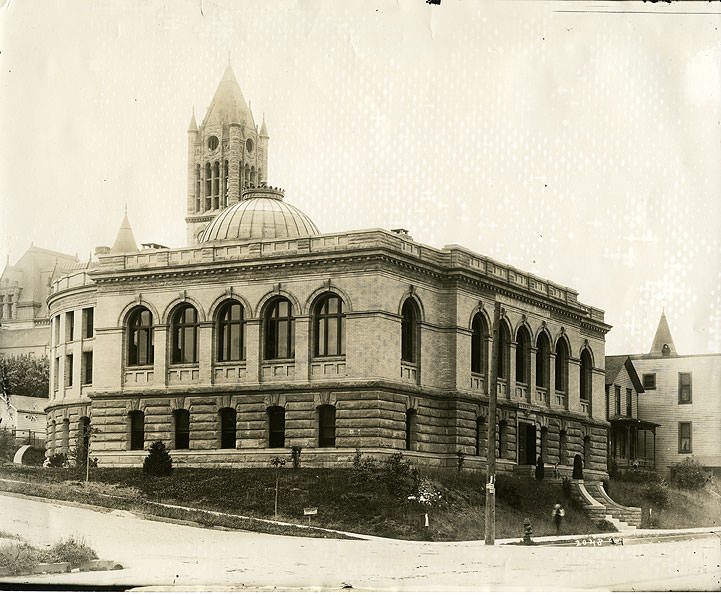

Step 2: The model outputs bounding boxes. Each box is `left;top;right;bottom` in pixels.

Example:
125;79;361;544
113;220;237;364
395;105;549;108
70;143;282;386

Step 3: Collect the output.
199;186;320;243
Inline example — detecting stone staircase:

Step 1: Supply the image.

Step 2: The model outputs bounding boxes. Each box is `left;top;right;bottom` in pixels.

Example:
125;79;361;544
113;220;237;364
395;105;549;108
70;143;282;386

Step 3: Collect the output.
572;480;642;531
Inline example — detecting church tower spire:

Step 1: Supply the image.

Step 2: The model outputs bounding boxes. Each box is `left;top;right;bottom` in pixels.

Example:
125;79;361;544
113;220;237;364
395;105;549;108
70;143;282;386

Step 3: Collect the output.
185;64;269;245
649;310;677;356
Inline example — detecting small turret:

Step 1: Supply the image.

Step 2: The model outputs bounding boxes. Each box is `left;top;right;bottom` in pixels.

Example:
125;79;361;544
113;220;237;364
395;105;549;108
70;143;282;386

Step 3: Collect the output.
187;108;198;133
110;208;139;255
260;113;268;137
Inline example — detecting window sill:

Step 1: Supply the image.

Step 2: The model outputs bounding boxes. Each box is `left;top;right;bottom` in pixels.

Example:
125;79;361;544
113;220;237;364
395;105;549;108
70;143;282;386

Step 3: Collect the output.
216;360;247;365
263;358;295;364
126;365;154;370
312;355;346;362
168;363;199;368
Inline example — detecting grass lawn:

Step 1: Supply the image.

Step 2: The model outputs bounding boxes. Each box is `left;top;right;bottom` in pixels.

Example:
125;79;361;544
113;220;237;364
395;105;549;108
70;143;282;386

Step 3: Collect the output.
0;456;601;541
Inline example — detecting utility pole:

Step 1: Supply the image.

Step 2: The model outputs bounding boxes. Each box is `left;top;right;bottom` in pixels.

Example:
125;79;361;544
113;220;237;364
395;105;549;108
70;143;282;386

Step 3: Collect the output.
484;301;501;545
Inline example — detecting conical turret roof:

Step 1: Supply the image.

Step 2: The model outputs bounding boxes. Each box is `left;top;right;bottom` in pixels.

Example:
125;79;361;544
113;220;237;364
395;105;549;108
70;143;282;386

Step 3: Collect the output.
260;113;268;137
649;311;677;356
110;212;138;255
188;108;198;132
202;64;255;127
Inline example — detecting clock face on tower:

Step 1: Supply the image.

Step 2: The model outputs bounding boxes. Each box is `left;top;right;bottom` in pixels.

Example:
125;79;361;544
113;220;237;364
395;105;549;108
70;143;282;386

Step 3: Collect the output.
208;136;219;151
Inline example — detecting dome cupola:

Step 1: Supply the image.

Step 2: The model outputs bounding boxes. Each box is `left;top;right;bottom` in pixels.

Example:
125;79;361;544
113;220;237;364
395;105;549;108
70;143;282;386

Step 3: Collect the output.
198;185;319;243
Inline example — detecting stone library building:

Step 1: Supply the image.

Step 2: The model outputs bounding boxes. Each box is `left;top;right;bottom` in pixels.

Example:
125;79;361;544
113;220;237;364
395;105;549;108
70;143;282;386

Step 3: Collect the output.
45;66;611;477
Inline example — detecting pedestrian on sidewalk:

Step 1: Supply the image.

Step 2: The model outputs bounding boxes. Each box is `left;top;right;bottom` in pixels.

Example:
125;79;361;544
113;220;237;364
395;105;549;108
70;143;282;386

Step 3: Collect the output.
552;503;565;535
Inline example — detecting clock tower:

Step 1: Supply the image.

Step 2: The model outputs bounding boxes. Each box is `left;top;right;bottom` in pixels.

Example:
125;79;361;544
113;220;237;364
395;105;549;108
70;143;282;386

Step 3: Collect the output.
185;64;269;245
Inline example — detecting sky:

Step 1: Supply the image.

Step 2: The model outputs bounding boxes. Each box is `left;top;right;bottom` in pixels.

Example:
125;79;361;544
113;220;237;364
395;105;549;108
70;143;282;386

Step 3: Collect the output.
1;0;720;356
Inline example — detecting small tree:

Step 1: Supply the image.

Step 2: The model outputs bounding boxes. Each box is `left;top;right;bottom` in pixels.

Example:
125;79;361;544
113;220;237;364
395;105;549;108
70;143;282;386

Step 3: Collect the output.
0;354;49;398
670;457;709;490
143;441;172;476
270;456;286;518
572;454;584;480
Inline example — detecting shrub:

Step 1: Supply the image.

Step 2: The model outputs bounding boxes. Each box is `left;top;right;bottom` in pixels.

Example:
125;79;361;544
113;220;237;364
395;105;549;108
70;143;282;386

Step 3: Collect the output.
290;446;302;469
49;536;97;568
143;441;172;476
572;454;583;480
642;483;670;507
383;452;418;499
22;447;45;466
0;542;45;575
596;519;617;533
47;452;67;468
535;456;544;480
495;475;522;508
670;457;709;491
351;449;378;485
615;469;662;485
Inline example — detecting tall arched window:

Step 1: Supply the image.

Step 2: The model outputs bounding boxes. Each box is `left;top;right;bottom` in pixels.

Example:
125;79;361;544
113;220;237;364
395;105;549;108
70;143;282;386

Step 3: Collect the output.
174;409;190;450
223;160;229;206
475;416;486;457
535;332;550;389
268;406;285;448
580;349;592;403
496;321;511;380
318;405;336;447
264;298;294;360
195;164;201;212
219;408;237;449
471;313;488;374
515;326;531;384
314;294;345;357
171;304;199;364
217;300;245;362
555;338;569;393
129;410;144;451
205;162;212;210
405;408;417;450
212;161;220;209
401;299;420;364
128;307;154;366
244;164;250;188
559;430;567;465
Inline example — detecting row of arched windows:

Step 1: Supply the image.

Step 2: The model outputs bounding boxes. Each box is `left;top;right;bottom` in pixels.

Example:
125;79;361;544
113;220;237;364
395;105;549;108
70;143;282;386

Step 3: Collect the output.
127;405;336;450
194;161;262;213
467;312;594;401
126;293;345;367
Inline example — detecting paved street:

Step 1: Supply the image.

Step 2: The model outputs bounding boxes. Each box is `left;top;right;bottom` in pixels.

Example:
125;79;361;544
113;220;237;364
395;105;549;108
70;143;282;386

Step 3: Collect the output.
1;493;720;591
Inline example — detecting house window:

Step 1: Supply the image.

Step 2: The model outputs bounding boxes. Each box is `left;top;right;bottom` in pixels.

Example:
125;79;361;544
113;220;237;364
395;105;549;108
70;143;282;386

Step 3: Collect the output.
405;408;417;450
82;352;93;385
264;298;294;360
65;311;74;342
127;307;154;366
268;406;285;448
318;405;336;447
171;304;199;364
314;294;345;357
470;313;487;374
642;373;656;390
614;385;621;416
554;339;569;393
217;300;245;362
174;409;190;450
678;422;692;453
401;299;419;364
82;308;94;339
515;326;531;384
219;408;237;449
626;388;632;417
129;411;144;450
65;354;73;387
679;373;692;404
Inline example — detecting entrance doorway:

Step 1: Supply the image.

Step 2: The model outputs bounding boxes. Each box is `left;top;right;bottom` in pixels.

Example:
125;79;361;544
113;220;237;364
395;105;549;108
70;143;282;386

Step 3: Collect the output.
518;422;536;465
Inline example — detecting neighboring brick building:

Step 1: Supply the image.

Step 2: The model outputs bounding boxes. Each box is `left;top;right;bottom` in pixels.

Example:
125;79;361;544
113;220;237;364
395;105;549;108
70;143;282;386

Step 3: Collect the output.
619;313;721;475
45;66;612;477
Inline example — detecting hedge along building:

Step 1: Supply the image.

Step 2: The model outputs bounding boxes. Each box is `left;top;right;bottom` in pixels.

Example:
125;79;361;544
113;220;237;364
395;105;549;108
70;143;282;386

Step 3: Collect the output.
45;66;612;477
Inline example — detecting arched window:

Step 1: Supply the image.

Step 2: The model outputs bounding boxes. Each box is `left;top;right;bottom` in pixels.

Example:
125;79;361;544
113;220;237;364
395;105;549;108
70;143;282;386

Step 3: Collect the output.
264;298;294;360
171;304;199;364
559;430;567;465
401;299;420;364
496;321;511;380
471;313;488;374
129;410;144;451
498;420;506;459
250;166;256;187
205;162;212;210
580;349;592;403
405;408;417;450
212;161;220;209
128;307;154;366
475;416;486;457
174;409;190;450
555;338;569;393
515;326;531;384
223;160;229;206
318;405;336;447
217;300;245;362
314;294;345;357
268;406;285;448
583;435;591;469
219;408;237;449
195;164;201;212
535;332;550;389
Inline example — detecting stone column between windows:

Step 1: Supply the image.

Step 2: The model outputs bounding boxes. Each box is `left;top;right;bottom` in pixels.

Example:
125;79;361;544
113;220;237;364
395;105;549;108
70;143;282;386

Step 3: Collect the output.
245;320;260;382
152;325;168;386
548;352;556;403
567;357;581;412
508;341;517;400
528;346;537;403
198;322;213;383
295;315;310;381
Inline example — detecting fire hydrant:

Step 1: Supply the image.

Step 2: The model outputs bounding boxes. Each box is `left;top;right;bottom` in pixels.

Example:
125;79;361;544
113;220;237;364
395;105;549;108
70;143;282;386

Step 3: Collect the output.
523;518;533;545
